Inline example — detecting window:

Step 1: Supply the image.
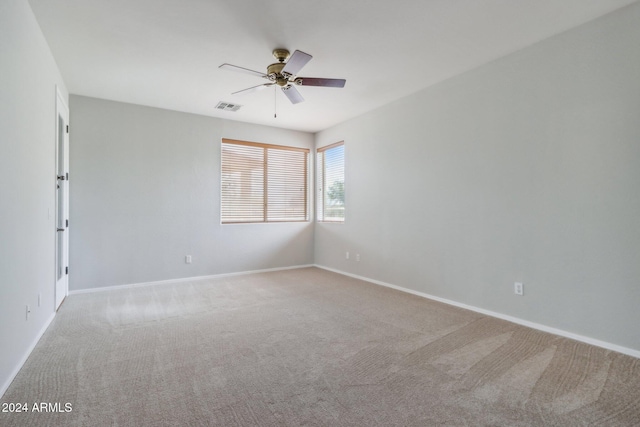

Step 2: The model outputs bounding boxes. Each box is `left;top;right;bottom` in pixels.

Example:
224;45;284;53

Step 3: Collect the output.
317;141;345;222
221;139;309;223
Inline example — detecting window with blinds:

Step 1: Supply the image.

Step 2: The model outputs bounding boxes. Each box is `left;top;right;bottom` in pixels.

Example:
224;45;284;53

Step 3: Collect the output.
317;141;345;222
221;138;309;223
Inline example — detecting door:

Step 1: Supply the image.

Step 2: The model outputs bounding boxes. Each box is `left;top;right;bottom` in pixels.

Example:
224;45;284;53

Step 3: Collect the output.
55;88;69;310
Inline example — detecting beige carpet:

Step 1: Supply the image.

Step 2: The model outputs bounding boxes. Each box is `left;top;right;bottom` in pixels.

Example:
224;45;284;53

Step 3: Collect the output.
1;267;638;426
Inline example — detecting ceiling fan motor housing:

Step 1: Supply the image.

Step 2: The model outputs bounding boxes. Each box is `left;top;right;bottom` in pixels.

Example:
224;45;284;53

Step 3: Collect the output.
267;62;289;86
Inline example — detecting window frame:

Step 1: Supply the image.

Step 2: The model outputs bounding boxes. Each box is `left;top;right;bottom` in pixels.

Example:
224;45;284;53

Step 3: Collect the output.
221;138;310;224
316;141;345;223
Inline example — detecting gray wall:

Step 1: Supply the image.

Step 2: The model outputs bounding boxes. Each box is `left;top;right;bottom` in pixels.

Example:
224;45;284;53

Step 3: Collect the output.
0;0;69;394
315;3;640;351
69;96;314;291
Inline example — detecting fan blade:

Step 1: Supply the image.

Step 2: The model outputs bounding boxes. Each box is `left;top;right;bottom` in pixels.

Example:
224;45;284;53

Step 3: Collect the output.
281;85;304;104
219;63;267;79
294;77;346;88
281;50;312;76
232;83;274;95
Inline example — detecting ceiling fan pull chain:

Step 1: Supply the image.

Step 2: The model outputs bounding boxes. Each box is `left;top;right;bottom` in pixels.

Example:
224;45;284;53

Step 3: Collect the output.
274;86;277;118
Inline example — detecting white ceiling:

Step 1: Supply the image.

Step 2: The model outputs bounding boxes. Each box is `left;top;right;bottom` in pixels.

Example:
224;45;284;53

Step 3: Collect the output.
29;0;638;133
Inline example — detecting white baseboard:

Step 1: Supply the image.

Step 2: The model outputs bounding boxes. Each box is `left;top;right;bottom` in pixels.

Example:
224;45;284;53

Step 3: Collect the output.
69;264;315;295
314;264;640;359
1;312;56;398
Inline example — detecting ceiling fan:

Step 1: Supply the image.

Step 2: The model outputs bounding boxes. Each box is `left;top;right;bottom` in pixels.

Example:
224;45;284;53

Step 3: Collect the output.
219;49;346;105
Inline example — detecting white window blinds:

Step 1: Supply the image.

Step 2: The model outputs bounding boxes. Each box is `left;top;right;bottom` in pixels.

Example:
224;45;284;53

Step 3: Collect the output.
221;139;309;223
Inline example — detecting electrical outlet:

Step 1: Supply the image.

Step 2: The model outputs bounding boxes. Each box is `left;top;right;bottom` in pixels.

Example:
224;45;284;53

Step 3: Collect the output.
185;255;192;264
356;254;361;262
514;282;524;296
345;251;350;260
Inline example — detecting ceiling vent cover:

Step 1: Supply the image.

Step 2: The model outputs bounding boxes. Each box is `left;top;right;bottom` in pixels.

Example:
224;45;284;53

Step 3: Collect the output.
215;101;242;112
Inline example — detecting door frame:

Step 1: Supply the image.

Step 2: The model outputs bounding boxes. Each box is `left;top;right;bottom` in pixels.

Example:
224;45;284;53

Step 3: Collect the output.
54;86;69;310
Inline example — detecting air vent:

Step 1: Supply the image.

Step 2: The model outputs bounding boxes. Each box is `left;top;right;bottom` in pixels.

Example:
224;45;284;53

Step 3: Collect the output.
215;102;242;112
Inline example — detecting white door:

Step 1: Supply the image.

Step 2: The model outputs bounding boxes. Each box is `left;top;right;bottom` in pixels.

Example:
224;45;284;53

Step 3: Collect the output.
55;89;69;310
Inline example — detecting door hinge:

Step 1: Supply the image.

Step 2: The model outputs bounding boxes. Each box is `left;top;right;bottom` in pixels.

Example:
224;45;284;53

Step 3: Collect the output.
65;266;69;275
66;172;69;181
66;219;69;227
66;125;69;133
